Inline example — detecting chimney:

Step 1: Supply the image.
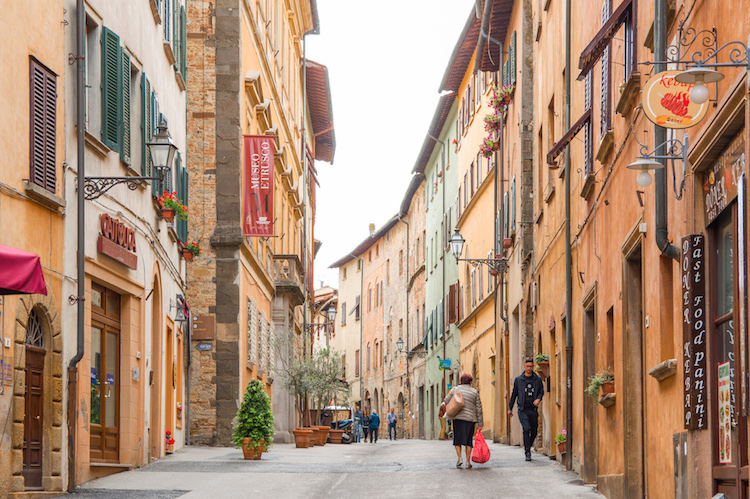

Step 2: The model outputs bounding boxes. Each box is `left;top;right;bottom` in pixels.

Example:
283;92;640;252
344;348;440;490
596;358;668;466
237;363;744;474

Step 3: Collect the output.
369;223;376;237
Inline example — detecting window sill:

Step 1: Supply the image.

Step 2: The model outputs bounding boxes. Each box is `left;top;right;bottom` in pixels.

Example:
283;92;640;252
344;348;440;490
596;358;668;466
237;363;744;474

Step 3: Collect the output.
163;41;176;65
23;181;65;211
648;358;677;382
174;68;186;92
616;72;640;117
535;21;542;42
543;182;555;204
85;130;110;158
596;130;614;164
580;172;596;200
534;208;543;224
149;0;161;24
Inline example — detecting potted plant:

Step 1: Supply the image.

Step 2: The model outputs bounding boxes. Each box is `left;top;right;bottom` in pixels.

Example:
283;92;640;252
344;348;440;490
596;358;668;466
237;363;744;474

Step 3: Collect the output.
480;137;499;158
535;354;550;378
165;430;175;454
555;429;567;454
232;379;274;460
176;403;182;420
182;241;201;261
585;368;615;398
158;191;187;223
292;428;313;448
491;83;515;108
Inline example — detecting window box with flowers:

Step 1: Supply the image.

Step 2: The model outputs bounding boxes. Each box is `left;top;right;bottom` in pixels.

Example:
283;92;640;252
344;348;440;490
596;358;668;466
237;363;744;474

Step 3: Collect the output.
177;402;183;420
165;430;176;454
182;241;201;261
555;429;567;454
159;191;187;223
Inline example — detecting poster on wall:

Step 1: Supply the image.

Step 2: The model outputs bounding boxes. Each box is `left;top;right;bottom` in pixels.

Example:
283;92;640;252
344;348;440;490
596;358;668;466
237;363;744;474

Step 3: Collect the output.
242;135;275;237
718;361;732;464
641;70;709;128
682;234;707;429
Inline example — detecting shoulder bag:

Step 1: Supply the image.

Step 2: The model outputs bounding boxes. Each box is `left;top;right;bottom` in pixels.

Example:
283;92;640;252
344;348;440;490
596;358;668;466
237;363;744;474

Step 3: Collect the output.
445;389;465;419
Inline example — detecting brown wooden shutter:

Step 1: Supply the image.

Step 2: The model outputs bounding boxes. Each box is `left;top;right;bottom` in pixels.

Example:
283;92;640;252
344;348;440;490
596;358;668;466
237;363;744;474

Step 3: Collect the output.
29;58;57;193
448;284;456;324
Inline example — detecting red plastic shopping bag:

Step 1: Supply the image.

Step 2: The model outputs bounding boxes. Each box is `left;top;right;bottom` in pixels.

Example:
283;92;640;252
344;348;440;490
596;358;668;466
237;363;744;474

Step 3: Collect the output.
471;430;490;463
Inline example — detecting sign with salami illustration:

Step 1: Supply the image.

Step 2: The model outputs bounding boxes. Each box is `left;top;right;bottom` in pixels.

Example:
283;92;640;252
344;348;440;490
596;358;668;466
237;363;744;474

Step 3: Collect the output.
642;70;709;129
718;361;732;464
242;135;275;237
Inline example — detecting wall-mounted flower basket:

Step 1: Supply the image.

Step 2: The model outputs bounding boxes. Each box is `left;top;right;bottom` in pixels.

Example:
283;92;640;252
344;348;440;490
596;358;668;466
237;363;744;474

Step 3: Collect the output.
161;207;175;223
536;361;549;379
159;191;187;222
182;248;194;261
503;237;513;248
557;440;567;454
182;241;201;261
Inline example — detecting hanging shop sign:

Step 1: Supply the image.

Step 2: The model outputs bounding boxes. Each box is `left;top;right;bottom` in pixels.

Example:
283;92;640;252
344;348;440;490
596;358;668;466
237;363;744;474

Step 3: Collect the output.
682;234;707;430
641;70;709;129
242;135;275;237
98;214;137;270
703;129;746;225
438;358;451;370
718;361;732;464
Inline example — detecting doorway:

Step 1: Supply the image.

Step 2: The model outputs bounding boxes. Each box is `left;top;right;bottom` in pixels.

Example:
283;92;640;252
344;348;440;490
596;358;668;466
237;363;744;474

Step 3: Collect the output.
150;279;162;461
622;241;644;497
582;290;598;483
23;309;45;488
418;386;425;439
89;284;121;462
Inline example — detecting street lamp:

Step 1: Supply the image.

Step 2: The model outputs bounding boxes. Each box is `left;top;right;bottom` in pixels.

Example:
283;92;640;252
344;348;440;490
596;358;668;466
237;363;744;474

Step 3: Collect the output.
396;336;426;356
449;228;508;275
626;133;688;198
326;307;337;323
674;67;724;104
83;117;177;200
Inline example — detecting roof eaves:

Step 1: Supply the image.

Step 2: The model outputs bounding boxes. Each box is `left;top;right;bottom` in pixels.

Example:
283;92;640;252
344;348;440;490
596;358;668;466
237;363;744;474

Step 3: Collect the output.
328;215;400;268
438;9;481;92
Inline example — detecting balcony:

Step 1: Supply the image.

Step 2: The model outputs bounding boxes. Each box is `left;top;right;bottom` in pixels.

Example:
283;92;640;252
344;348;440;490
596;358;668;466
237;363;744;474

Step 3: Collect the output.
273;254;305;306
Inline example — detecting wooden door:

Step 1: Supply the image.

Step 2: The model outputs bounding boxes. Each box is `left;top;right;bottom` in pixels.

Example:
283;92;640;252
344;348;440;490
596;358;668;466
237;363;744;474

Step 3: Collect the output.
23;346;44;489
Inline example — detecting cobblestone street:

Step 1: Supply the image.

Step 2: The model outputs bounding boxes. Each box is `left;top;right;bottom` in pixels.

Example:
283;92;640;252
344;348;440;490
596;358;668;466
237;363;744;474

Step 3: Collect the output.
58;439;602;498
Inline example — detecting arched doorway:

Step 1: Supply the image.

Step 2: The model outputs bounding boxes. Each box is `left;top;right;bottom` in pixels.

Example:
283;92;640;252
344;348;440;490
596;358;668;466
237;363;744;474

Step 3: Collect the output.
373;388;379;415
23;309;45;488
364;390;371;414
149;271;163;461
397;392;405;439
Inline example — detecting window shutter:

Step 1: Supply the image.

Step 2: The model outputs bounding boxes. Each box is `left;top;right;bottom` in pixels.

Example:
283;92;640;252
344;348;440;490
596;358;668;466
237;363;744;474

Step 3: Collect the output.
246;298;257;370
267;320;275;383
448;284;456;324
141;74;152;177
504;192;510;238
600;1;610;136
173;0;179;65
121;52;131;165
585;72;593;175
180;5;187;81
29;59;57;193
181;163;189;242
151;102;160;197
510;31;517;84
163;0;171;43
478;262;483;300
165;146;174;194
511;176;516;231
101;27;122;151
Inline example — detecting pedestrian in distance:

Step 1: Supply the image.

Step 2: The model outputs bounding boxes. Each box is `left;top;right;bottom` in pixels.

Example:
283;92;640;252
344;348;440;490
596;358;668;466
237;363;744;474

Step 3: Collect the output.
440;373;484;469
387;408;398;441
368;410;380;443
362;411;370;442
353;405;363;443
508;357;545;461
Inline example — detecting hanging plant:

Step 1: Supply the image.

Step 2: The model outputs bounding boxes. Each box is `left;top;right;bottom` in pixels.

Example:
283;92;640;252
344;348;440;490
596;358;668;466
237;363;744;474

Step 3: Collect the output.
480;137;498;158
490;83;515;110
158;191;188;221
484;111;503;133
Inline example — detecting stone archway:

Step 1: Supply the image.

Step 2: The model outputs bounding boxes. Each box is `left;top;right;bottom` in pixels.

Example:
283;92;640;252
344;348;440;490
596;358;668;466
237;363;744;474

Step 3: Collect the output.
11;289;63;492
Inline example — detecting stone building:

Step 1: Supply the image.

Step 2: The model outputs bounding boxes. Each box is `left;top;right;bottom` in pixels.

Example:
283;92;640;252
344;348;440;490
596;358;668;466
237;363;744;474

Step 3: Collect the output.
185;0;334;445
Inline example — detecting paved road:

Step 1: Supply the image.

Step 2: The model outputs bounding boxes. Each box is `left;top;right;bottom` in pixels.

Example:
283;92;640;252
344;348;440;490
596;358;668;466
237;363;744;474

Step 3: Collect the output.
59;439;602;498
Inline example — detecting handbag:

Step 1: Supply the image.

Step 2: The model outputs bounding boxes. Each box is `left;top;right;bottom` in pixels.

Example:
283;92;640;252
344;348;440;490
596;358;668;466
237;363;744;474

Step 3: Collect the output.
471;431;490;463
444;389;465;419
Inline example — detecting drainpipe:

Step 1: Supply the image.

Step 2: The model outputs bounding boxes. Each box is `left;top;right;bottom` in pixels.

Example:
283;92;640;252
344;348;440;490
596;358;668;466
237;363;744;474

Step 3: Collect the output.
473;0;495;76
654;0;679;261
397;214;409;440
351;253;364;408
564;0;574;470
68;0;86;490
301;33;309;356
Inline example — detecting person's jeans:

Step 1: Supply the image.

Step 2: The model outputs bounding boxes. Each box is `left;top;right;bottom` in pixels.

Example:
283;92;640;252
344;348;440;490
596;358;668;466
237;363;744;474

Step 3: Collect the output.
370;428;378;442
354;421;360;442
389;422;397;440
518;408;539;454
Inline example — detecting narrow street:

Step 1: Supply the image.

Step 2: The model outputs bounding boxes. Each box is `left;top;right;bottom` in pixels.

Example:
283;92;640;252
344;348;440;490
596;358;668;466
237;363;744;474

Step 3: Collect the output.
59;440;601;498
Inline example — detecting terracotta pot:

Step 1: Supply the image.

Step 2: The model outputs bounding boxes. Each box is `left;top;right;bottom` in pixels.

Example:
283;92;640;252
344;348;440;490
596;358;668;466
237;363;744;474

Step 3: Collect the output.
292;429;313;449
161;207;175;223
601;381;615;395
328;429;345;444
537;361;549;378
166;443;174;454
182;248;194;261
303;428;316;447
492;141;500;151
503;237;513;248
312;426;330;446
241;438;265;460
557;441;567;454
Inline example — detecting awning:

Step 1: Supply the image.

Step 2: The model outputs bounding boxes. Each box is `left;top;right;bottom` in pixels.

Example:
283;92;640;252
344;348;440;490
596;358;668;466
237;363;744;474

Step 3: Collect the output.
0;244;48;295
577;0;633;80
547;108;592;166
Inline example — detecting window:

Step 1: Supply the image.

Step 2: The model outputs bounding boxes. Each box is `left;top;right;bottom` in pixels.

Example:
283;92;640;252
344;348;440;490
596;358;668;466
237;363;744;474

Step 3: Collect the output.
368;286;372;312
369;250;372;263
386;260;390;284
470;162;475;196
584;72;594;176
463;173;468;208
487;251;495;294
355;350;360;376
600;0;611;137
367;344;371;371
471;268;477;308
511;175;517;233
341;303;346;326
357;259;362;272
399;250;403;276
623;12;634;80
478;262;483;301
343;267;347;280
25;309;44;348
355;295;361;320
375;244;379;257
29;58;57;193
503;31;517;85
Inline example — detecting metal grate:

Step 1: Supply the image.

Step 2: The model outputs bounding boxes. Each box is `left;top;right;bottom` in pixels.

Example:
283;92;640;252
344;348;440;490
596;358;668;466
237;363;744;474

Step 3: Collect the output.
25;309;44;348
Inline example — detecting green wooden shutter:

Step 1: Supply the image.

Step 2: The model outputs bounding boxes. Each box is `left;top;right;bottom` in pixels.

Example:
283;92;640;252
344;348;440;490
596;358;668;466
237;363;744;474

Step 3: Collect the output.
141;74;151;176
121;52;131;165
510;31;517;84
151;104;161;197
179;158;189;242
101;27;122;151
180;5;187;82
173;0;179;68
511;176;516;231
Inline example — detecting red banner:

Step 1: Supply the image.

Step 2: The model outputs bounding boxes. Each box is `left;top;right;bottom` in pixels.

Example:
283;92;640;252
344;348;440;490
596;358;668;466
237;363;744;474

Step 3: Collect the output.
243;135;275;237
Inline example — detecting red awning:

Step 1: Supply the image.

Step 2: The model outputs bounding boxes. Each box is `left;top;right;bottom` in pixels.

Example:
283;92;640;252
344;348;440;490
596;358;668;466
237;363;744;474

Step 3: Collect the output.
0;244;48;295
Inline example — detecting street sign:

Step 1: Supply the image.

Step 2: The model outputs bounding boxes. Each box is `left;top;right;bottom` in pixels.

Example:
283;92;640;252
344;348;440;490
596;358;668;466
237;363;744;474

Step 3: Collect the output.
196;342;213;352
439;359;451;370
641;70;709;128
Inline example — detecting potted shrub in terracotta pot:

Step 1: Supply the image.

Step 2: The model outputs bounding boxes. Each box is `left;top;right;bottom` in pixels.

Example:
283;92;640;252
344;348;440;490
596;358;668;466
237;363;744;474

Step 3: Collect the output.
292;428;313;448
535;354;550;379
555;429;567;454
585;368;615;398
232;379;274;460
328;428;345;444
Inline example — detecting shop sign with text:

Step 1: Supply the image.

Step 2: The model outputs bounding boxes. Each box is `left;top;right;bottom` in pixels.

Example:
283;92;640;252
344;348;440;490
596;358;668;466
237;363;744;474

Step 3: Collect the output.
98;214;137;269
682;234;706;429
703;130;745;225
642;70;709;129
243;135;275;237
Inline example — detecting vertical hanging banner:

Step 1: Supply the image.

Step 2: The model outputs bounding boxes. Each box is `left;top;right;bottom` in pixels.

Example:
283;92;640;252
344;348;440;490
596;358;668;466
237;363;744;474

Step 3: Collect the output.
243;135;275;237
682;234;707;429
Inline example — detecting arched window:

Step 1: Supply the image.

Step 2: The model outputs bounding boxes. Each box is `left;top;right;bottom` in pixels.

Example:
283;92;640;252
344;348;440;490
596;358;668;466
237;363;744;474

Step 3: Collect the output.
25;309;44;348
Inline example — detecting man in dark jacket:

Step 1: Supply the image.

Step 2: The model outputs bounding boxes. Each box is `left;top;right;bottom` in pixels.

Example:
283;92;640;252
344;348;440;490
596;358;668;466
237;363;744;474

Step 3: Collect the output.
368;411;381;443
508;357;544;461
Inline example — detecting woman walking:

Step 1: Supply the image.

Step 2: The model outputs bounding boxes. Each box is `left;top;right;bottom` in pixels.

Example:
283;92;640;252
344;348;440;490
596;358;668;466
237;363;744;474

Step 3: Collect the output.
361;411;370;443
440;374;483;468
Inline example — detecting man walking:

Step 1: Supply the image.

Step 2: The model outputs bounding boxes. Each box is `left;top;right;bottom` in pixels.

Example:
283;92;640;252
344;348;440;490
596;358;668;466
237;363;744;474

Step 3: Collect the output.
353;405;363;443
508;357;544;461
369;410;381;443
387;408;398;441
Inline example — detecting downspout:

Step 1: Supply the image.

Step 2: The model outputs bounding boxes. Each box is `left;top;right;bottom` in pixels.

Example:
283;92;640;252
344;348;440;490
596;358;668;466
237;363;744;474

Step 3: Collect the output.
654;0;679;260
301;34;309;355
68;0;86;490
428;133;447;397
351;253;364;407
564;0;573;470
397;214;409;440
473;0;495;75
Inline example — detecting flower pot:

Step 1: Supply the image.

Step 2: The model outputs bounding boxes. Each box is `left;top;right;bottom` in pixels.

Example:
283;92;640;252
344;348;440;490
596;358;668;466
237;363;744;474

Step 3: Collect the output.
557;441;567;454
537;361;549;379
492;141;500;151
601;381;615;395
312;426;330;446
503;95;512;103
503;237;513;248
182;248;194;261
161;207;175;223
303;428;316;447
166;443;174;454
292;429;313;448
328;429;345;444
241;438;265;460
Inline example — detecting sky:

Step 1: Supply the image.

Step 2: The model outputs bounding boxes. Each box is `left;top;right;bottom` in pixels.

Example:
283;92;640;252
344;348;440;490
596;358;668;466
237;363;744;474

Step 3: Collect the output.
308;0;477;288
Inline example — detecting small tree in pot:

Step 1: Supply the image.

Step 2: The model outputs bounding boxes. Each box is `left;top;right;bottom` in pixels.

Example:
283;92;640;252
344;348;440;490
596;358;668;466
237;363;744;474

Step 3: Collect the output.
233;379;274;459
